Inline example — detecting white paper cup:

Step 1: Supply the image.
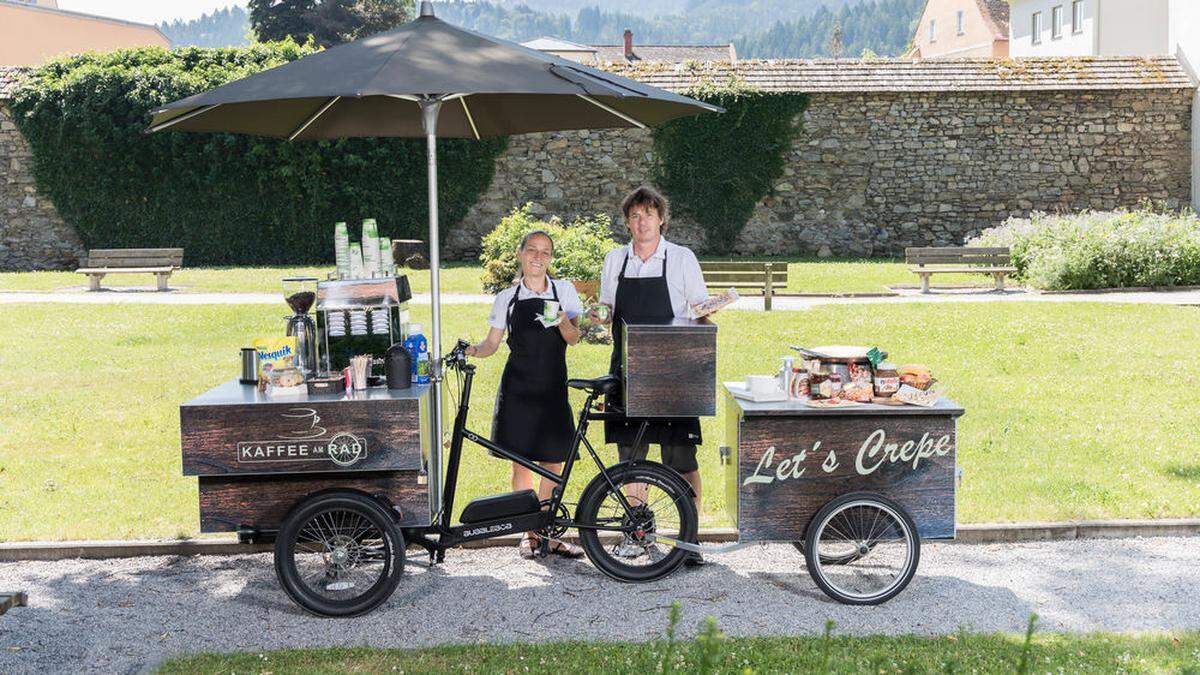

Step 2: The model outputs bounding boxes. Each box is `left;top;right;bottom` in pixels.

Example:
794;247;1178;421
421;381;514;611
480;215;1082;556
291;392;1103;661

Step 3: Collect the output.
542;300;560;322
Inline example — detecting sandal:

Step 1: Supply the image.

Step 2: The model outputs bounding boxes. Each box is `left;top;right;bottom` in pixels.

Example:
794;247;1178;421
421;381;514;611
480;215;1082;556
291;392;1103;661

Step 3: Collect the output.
546;539;585;559
518;534;538;559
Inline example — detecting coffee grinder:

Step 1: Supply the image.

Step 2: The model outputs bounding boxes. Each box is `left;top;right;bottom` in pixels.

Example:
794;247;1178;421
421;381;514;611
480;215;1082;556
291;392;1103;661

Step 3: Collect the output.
283;276;319;377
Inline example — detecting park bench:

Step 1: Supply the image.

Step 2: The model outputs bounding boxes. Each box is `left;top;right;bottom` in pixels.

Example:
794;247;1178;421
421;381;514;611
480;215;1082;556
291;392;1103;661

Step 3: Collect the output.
905;247;1016;293
76;248;184;291
0;592;27;615
699;261;789;311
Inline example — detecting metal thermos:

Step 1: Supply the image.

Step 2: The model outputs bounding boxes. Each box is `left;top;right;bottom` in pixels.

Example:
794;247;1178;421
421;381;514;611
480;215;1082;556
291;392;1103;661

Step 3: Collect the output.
240;347;259;384
385;343;412;390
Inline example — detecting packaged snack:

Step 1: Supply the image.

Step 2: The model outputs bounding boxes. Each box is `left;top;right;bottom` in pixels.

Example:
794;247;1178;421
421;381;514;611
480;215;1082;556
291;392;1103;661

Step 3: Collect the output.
894;384;941;407
253;336;298;381
898;364;934;391
688;288;739;319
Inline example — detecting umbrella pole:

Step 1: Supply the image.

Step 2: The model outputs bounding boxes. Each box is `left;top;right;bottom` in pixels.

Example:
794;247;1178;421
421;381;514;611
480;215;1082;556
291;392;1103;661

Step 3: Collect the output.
421;98;446;522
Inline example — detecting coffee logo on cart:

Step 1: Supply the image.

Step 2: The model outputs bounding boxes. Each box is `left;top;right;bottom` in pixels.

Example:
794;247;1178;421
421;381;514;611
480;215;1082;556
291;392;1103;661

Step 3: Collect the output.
236;408;368;467
743;429;951;486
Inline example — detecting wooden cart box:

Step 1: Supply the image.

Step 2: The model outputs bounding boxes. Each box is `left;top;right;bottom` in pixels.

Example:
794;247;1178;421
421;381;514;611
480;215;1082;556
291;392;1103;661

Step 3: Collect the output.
198;471;429;533
722;386;964;541
622;318;717;418
180;380;432;477
181;380;435;533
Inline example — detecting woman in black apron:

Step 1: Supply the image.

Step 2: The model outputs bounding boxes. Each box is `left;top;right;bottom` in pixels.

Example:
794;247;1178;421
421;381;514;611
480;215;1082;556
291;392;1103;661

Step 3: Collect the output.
466;230;584;559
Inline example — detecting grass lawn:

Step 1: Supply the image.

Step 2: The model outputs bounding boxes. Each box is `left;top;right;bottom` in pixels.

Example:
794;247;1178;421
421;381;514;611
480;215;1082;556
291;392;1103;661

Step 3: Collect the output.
159;629;1200;673
2;301;1198;541
0;259;993;295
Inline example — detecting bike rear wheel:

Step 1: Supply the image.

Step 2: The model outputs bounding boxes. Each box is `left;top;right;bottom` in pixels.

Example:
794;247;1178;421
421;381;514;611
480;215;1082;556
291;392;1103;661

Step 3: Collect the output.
803;492;919;605
575;462;698;583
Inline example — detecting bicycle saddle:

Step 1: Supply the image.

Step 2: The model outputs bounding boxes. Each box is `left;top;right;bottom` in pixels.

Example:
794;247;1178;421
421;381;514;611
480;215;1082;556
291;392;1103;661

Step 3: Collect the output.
567;375;620;396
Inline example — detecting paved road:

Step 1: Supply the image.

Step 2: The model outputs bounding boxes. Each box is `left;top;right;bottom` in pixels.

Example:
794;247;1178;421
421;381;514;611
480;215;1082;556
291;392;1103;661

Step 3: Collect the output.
1;537;1197;673
3;287;1199;308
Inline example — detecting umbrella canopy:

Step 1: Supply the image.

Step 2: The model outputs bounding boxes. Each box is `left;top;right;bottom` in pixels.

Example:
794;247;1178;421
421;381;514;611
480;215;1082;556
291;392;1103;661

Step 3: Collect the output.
147;2;721;527
148;2;721;140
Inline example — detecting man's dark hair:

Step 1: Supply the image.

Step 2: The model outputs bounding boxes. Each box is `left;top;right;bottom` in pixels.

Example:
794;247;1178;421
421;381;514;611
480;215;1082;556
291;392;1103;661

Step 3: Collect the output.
621;186;671;234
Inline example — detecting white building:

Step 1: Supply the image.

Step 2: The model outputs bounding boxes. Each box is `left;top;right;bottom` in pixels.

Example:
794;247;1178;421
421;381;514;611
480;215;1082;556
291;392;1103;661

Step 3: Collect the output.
1009;0;1172;56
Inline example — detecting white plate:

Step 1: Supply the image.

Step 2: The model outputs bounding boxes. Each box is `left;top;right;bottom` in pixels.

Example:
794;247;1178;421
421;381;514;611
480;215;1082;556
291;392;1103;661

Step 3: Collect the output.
725;382;788;403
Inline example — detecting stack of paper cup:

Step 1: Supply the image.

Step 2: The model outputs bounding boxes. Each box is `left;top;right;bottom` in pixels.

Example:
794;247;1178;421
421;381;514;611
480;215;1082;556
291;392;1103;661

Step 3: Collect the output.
334;222;350;279
380;237;394;276
362;219;381;277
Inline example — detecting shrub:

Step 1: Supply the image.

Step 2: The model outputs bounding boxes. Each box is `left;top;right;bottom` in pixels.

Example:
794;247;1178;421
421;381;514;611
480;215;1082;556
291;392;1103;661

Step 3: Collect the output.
479;204;619;293
10;43;508;265
970;209;1200;290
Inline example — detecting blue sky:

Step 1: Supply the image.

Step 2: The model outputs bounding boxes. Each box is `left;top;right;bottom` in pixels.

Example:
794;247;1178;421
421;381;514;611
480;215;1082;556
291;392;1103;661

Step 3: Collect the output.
57;1;248;25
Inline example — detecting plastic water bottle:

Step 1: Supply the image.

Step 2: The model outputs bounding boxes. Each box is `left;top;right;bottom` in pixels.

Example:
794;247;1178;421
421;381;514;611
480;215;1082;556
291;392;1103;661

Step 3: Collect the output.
405;324;430;385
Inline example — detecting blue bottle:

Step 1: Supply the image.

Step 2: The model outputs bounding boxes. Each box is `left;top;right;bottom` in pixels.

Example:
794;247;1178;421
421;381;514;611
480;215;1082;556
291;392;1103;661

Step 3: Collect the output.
404;323;430;385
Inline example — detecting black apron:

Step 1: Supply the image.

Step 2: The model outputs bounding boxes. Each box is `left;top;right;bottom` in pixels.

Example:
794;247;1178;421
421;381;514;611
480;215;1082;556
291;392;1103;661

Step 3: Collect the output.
604;249;703;447
492;278;576;463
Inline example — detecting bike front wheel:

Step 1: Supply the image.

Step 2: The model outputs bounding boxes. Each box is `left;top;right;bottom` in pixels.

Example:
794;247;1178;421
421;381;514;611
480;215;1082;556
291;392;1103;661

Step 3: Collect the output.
575;462;698;583
274;491;405;617
803;492;919;605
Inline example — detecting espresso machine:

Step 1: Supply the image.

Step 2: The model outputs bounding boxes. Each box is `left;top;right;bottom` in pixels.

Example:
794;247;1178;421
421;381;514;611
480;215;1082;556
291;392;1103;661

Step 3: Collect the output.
316;276;412;376
283;277;318;377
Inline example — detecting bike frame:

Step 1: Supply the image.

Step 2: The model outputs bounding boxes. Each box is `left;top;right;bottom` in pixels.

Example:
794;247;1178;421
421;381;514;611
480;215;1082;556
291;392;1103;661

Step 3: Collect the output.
404;352;652;560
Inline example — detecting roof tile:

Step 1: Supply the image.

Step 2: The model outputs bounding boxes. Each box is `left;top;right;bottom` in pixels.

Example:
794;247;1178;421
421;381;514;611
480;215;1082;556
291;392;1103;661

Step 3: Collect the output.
602;56;1196;93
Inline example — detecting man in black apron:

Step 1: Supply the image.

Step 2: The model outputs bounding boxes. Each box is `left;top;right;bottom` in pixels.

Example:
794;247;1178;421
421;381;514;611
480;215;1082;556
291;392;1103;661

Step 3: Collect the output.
592;187;711;566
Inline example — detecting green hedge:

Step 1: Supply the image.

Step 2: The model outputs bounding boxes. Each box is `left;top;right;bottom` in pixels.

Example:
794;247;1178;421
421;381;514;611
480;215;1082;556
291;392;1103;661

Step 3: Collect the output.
10;43;508;265
970;209;1200;290
652;80;808;253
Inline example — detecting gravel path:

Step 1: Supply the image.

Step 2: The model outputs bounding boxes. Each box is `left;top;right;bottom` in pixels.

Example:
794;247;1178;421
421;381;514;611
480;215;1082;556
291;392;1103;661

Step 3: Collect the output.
1;537;1197;673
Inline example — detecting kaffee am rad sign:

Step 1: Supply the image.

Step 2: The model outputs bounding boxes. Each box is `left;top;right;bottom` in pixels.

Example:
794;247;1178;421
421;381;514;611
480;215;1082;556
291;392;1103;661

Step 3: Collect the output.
181;399;423;476
731;414;958;541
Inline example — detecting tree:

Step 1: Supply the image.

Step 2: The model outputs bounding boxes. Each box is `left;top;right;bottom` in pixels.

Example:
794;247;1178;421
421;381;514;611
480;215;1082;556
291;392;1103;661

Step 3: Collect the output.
249;0;316;43
249;0;412;47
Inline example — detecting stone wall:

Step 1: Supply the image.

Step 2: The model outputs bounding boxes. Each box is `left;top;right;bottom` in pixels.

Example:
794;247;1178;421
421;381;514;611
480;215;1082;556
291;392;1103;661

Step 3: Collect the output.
448;88;1193;259
0;87;1192;268
0;103;84;271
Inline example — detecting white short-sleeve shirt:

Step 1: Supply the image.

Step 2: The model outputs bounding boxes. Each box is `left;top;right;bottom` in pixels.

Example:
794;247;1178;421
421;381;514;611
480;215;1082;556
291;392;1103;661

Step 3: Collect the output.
487;277;584;331
598;237;709;319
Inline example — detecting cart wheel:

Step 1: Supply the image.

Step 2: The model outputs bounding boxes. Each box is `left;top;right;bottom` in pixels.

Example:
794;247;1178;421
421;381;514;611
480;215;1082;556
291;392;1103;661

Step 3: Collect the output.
575;462;698;583
803;492;919;605
791;540;877;565
274;491;405;617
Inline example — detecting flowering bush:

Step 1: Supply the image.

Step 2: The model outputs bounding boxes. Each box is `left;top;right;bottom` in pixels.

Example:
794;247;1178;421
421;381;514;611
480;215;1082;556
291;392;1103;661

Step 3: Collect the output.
479;204;618;293
969;209;1200;290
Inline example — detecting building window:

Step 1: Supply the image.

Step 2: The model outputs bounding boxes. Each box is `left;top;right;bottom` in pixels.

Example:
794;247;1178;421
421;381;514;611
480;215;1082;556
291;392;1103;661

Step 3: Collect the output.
1072;0;1084;34
1032;11;1043;45
1051;5;1064;39
957;10;965;35
929;19;936;42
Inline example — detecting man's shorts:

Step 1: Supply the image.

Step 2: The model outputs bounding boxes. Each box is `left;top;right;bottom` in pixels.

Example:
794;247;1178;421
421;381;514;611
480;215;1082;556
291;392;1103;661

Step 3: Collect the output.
617;443;699;473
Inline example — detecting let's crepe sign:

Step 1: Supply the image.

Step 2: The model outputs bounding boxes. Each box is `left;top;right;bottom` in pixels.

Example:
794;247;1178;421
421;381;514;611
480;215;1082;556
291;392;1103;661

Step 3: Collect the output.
732;414;958;541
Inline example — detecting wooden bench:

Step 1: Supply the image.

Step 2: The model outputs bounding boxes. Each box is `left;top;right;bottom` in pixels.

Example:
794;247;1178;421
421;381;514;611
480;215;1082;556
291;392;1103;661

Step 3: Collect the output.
699;261;789;311
76;248;184;291
905;247;1016;293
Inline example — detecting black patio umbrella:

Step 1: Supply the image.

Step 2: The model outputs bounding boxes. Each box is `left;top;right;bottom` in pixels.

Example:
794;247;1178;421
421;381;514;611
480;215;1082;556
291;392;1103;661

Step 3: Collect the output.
147;1;721;492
